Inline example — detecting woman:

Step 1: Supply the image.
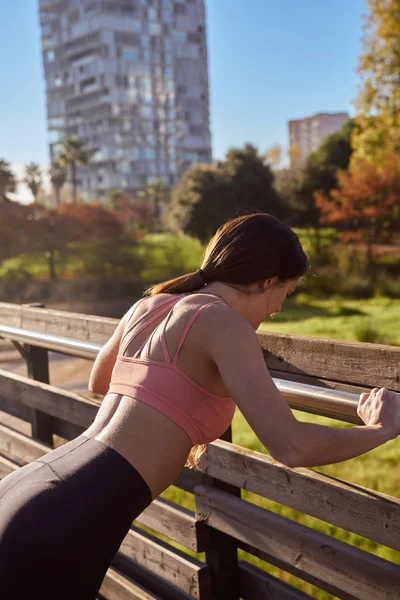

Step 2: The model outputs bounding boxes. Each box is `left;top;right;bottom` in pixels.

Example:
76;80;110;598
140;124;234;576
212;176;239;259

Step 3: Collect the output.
0;213;398;599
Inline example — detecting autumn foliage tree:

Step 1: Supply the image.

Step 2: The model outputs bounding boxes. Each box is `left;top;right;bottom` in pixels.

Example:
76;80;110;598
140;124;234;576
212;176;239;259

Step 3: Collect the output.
0;203;31;264
24;208;82;280
315;155;400;269
352;0;400;163
59;202;123;241
109;190;155;233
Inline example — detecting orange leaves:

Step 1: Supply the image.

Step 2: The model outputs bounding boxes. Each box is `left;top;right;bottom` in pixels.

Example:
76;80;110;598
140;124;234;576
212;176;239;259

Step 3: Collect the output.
314;154;400;245
58;202;123;241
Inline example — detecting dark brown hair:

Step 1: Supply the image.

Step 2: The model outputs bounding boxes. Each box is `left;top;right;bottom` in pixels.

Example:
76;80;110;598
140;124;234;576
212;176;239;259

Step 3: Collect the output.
147;213;309;296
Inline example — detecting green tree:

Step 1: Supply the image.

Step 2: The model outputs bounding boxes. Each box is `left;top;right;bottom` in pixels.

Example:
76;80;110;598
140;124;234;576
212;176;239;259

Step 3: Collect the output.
0;160;17;203
352;0;400;162
23;162;42;203
165;144;286;242
58;136;89;203
165;164;224;242
277;121;354;253
141;179;170;230
49;160;67;207
221;144;286;217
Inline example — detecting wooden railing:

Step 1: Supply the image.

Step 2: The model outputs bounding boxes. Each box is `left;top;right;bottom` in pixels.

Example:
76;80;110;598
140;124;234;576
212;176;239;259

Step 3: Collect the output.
0;301;399;600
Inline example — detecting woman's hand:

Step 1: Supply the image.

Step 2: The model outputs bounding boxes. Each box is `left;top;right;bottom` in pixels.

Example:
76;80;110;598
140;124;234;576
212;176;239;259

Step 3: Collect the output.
357;387;400;440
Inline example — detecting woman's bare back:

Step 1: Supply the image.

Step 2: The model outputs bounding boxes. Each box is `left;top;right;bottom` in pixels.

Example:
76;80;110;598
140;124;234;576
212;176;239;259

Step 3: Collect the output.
84;293;230;497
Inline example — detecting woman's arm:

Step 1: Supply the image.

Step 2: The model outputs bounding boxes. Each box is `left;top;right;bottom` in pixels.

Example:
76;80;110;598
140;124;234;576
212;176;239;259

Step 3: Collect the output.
88;301;143;396
206;307;399;467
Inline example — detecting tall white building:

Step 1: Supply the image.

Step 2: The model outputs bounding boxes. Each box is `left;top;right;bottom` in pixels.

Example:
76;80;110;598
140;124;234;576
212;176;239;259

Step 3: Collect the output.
288;112;349;168
39;0;212;200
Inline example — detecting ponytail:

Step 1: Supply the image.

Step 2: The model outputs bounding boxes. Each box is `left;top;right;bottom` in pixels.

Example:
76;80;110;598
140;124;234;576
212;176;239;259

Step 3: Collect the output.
146;269;209;296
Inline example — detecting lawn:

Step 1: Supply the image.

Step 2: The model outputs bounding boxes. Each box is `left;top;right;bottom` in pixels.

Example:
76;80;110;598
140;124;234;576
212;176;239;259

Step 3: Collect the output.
258;293;400;346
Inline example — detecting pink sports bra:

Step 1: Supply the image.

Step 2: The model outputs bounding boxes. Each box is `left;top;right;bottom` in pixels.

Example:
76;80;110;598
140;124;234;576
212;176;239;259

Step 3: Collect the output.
109;294;236;446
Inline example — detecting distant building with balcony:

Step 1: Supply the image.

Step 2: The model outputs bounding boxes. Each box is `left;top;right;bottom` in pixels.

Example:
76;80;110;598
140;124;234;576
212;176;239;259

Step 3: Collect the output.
288;112;350;168
38;0;212;200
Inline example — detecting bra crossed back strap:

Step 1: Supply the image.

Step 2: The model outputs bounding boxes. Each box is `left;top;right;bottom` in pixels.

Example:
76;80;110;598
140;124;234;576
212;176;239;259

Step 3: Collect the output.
119;295;183;356
135;300;225;364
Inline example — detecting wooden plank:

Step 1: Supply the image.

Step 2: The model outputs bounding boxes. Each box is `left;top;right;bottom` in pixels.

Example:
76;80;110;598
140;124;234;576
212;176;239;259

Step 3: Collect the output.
0;369;98;428
0;454;18;478
195;485;400;600
0;396;84;441
112;554;197;600
198;440;400;552
0;424;50;465
258;331;400;392
119;525;211;599
0;302;117;344
238;541;358;600
136;497;210;553
100;568;162;600
0;396;31;422
239;560;314;600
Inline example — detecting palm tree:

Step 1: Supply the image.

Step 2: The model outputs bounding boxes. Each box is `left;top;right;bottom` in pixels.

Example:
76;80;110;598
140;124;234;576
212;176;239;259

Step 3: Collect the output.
23;162;42;203
58;136;89;203
145;179;171;229
49;160;67;207
0;160;17;203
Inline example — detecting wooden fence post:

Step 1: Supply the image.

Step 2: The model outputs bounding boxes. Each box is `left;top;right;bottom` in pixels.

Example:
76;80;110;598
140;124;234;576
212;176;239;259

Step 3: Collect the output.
201;426;240;600
24;303;54;446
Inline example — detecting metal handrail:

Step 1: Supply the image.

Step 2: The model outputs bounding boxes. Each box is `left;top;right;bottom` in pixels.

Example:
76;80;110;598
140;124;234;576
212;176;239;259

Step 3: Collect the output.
0;324;362;424
0;325;101;360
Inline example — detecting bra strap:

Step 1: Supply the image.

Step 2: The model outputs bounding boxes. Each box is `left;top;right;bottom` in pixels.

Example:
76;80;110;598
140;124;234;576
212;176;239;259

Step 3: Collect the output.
171;301;224;366
119;297;148;351
160;309;174;363
134;324;159;360
120;295;183;356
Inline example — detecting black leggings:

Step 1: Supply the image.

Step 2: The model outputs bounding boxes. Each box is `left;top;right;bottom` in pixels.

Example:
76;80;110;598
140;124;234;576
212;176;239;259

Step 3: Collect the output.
0;435;152;599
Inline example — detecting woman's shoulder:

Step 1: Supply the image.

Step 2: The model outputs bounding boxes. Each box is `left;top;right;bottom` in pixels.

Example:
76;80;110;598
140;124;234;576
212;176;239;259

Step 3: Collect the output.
126;293;181;319
190;297;256;342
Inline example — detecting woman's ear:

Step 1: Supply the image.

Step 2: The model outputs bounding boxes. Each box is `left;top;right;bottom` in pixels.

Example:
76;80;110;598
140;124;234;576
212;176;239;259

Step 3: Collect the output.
263;276;278;290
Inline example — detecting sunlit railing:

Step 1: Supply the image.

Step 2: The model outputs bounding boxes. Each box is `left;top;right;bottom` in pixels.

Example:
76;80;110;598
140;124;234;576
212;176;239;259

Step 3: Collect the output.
0;324;361;424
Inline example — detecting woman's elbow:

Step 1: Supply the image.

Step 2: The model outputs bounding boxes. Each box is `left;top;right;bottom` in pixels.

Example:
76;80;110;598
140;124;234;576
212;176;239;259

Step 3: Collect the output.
268;444;302;469
88;377;106;396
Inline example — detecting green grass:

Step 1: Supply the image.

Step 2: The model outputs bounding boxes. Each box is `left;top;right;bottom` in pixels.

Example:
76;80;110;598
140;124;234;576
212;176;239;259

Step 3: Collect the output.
258;294;400;346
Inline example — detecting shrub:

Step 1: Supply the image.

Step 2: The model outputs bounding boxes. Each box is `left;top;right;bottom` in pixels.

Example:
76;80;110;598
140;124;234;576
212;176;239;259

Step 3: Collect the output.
298;268;374;298
138;233;203;282
374;274;400;299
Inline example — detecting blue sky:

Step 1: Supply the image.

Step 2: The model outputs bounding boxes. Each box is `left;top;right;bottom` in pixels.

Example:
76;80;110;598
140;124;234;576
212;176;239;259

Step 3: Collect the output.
0;0;366;199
